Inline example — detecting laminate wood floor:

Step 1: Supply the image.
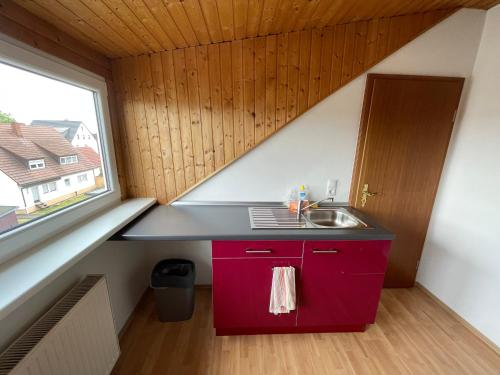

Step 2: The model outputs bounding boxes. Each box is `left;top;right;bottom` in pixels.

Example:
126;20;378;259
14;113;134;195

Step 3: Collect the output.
112;287;499;375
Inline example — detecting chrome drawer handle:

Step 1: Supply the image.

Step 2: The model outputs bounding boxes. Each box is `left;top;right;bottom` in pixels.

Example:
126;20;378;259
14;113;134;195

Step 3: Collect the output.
312;249;340;254
245;249;273;253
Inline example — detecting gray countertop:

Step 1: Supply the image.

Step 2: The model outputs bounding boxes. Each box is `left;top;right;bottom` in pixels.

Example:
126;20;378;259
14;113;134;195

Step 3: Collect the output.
119;202;394;241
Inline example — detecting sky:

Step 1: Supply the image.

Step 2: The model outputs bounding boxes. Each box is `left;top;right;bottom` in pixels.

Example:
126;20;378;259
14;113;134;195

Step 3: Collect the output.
0;62;99;133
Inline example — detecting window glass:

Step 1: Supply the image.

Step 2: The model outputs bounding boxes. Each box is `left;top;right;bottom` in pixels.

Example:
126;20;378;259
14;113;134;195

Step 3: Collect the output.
0;61;109;235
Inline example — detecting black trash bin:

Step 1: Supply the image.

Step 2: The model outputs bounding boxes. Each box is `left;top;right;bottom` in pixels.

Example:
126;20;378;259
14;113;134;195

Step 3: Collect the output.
151;259;195;322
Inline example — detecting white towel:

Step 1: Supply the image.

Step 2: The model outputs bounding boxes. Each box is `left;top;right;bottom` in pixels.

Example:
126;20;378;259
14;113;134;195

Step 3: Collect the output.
269;266;296;315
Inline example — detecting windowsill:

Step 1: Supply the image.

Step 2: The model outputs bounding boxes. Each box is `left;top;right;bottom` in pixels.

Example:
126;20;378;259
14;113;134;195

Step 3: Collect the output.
0;198;156;319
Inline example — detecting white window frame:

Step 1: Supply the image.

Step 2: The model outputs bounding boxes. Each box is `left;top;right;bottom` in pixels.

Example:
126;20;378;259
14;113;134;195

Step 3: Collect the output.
28;159;45;170
0;34;121;265
60;155;78;165
64;178;71;186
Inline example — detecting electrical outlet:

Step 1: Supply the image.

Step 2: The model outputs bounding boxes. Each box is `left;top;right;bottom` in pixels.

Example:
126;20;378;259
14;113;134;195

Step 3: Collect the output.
326;179;338;198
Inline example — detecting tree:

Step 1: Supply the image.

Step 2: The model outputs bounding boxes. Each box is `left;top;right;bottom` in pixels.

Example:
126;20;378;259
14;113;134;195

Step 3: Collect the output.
0;110;15;123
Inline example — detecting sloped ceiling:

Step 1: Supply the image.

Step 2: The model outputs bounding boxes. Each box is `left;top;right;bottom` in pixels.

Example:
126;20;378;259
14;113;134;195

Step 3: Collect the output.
10;0;500;58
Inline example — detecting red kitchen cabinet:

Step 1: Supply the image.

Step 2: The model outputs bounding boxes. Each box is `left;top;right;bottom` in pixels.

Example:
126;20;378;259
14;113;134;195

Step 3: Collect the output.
212;239;391;335
298;240;390;330
212;241;302;335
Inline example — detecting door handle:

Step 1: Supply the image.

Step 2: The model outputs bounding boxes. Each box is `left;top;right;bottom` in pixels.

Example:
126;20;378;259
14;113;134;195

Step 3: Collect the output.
245;249;273;254
312;249;340;254
361;183;378;207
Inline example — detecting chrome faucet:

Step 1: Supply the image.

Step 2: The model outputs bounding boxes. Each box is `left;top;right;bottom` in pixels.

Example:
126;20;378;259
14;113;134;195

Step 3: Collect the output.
296;196;335;222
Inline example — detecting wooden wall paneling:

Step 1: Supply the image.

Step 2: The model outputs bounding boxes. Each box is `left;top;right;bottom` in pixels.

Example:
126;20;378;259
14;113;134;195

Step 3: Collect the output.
129;56;158;198
243;38;256;151
341;22;356;85
319;28;334;99
161;51;187;194
265;35;277;137
114;59;146;196
375;17;391;61
107;77;133;199
364;18;380;69
308;29;323;107
286;32;300;123
185;47;206;182
172;49;196;188
138;54;168;203
297;30;312;115
195;46;216;175
110;10;456;202
330;24;345;92
254;37;267;144
208;44;225;169
149;53;178;200
352;21;368;76
220;43;235;163
275;33;289;129
231;40;245;157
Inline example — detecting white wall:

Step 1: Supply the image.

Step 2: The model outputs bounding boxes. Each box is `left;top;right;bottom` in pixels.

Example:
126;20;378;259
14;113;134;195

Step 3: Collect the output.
417;5;500;347
0;170;24;208
0;240;148;352
181;9;485;203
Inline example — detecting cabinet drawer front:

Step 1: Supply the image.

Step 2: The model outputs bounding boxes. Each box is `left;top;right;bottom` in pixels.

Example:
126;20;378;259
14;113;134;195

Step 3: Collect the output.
304;240;391;274
213;240;303;258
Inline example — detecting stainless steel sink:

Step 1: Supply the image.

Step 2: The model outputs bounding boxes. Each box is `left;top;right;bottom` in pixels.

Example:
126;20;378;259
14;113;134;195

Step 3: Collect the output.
303;208;369;229
248;207;370;229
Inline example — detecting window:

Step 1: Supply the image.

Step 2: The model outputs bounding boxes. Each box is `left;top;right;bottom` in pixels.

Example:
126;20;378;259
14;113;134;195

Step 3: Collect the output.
64;178;71;186
28;159;45;170
0;36;120;250
42;182;57;193
77;174;88;183
60;155;78;165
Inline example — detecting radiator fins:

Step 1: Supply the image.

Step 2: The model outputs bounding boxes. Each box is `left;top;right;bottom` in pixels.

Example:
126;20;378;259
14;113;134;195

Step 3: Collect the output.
0;275;102;375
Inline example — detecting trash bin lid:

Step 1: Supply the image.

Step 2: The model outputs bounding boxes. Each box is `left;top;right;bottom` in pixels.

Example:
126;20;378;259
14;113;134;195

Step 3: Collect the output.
151;259;195;288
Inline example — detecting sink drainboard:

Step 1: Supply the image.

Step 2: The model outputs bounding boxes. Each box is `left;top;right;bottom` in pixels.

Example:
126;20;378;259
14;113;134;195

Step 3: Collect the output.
248;207;306;229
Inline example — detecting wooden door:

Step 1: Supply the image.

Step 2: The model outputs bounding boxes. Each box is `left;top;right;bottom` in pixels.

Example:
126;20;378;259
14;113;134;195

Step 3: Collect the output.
350;74;464;287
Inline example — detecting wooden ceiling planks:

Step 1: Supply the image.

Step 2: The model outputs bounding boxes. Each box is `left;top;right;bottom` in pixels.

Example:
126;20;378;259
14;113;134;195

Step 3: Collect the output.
111;9;455;202
11;0;500;58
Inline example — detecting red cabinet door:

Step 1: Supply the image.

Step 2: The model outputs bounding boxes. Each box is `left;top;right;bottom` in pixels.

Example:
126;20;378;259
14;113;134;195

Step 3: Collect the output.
212;257;302;331
297;240;390;327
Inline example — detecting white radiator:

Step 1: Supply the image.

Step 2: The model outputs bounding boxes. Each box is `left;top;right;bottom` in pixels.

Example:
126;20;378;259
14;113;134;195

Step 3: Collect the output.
0;275;120;375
